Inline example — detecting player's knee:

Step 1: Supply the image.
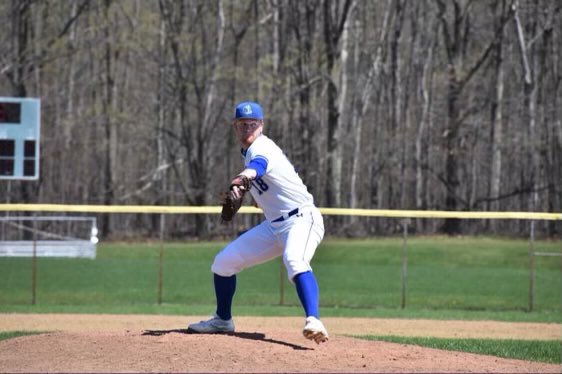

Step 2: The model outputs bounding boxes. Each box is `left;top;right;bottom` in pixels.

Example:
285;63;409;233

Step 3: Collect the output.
211;251;240;277
283;254;311;282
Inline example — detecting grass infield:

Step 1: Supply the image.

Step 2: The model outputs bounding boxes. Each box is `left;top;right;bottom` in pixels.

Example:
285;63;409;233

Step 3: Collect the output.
358;335;562;364
0;331;44;341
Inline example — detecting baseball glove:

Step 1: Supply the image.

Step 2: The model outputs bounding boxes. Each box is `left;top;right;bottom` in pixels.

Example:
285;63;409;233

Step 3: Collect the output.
220;175;252;222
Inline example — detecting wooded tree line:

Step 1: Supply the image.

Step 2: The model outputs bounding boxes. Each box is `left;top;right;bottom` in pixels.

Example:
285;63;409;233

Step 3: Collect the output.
1;0;560;238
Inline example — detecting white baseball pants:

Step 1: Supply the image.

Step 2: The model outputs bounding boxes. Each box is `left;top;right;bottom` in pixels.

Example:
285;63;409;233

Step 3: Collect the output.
211;207;324;281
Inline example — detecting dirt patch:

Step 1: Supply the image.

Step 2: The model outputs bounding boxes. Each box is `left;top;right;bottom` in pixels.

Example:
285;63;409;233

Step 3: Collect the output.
0;314;559;373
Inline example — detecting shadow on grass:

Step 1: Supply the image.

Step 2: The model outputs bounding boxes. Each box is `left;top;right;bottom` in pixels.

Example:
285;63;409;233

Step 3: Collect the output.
141;329;313;351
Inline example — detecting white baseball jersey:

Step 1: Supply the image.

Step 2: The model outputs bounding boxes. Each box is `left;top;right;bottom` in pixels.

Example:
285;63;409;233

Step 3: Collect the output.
243;134;315;222
212;133;324;282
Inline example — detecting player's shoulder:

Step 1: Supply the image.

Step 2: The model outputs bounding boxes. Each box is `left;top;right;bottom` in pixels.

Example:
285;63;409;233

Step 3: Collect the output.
255;134;278;148
248;135;281;156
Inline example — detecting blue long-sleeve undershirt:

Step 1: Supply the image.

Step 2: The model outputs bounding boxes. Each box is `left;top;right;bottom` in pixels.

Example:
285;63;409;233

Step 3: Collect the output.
247;157;268;178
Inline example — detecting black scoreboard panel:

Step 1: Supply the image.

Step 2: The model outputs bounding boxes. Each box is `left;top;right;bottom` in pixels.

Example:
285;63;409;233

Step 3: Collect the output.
0;98;40;179
0;102;21;124
0;139;15;175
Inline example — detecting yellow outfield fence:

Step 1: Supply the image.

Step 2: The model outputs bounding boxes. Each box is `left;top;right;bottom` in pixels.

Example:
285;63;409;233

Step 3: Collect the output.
0;204;560;311
0;204;561;220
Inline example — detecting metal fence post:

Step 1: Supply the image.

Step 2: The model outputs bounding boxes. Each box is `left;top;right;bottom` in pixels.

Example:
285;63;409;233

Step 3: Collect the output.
528;220;535;312
400;218;410;309
31;215;37;305
158;213;165;305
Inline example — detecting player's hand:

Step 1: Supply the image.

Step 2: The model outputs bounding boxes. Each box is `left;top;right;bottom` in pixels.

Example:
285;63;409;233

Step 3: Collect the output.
230;175;252;191
229;185;244;200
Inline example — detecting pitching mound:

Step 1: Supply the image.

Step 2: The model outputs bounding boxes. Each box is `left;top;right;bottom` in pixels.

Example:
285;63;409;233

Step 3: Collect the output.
0;314;559;373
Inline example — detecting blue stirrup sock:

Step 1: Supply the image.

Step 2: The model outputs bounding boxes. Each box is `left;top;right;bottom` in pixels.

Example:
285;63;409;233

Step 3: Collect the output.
294;271;319;318
214;273;236;321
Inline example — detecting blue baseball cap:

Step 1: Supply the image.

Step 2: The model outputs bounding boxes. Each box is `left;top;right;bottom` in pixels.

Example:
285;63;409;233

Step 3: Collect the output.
234;101;263;120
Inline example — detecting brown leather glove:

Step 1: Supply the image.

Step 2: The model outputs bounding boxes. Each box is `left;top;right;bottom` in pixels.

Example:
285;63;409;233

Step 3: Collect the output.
220;175;252;222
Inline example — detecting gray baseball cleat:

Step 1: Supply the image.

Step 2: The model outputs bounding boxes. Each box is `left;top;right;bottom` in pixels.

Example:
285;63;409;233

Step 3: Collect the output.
303;316;329;344
187;314;235;333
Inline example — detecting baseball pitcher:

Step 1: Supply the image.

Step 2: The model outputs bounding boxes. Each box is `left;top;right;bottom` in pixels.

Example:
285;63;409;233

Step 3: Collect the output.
188;101;328;344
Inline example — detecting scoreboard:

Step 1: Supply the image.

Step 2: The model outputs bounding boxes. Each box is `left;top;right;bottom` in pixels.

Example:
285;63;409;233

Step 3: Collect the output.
0;97;40;180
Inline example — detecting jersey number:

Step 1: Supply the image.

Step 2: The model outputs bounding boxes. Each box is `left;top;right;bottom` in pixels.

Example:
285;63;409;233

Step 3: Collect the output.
252;177;269;195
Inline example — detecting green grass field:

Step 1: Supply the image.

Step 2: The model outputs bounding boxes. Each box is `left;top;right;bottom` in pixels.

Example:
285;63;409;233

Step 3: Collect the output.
1;237;560;320
1;236;561;363
359;335;562;364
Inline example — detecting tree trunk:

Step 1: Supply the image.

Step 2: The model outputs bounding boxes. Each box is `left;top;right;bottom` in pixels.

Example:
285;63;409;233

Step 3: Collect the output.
337;8;350;209
101;0;115;237
390;0;405;209
152;10;168;235
441;77;461;233
415;17;436;231
323;0;353;207
513;0;538;216
488;4;505;233
64;1;78;150
199;0;225;237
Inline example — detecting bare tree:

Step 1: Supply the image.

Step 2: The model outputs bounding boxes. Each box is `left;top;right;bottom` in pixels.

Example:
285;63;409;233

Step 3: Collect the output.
434;0;511;234
0;0;560;238
322;0;353;207
414;3;439;231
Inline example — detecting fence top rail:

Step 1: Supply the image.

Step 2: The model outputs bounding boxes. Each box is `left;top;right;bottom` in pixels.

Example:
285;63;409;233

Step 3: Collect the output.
1;204;561;221
0;216;96;222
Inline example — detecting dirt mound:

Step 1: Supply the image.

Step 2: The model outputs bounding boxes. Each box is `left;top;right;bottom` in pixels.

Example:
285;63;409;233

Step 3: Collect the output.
0;330;558;373
0;314;559;373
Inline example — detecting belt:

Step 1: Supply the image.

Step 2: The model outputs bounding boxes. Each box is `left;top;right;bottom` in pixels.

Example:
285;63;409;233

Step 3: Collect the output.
272;208;299;223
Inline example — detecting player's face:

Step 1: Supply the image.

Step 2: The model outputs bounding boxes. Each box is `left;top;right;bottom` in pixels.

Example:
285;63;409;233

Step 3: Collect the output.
233;119;263;147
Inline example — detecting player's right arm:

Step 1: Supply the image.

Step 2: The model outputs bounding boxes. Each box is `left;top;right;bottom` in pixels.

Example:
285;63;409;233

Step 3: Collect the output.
233;156;268;184
229;156;268;199
241;156;268;178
